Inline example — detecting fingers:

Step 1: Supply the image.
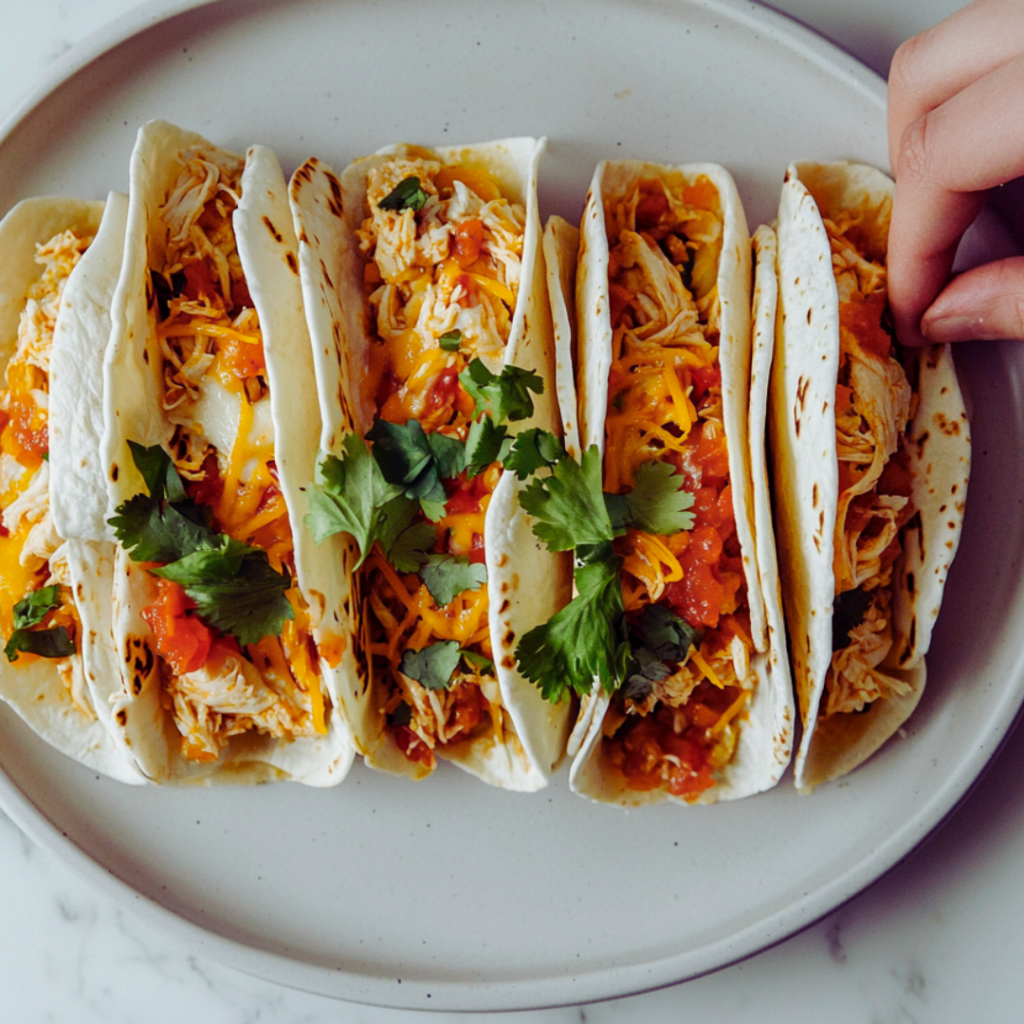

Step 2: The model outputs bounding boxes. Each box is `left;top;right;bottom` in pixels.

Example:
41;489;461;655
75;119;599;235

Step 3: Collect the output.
921;257;1024;343
888;0;1024;168
888;55;1024;345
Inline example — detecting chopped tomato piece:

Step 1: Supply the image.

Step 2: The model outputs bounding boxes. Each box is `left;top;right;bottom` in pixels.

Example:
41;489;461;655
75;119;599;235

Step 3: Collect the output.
452;219;486;269
392;724;435;769
840;291;892;358
230;278;253;313
635;189;670;232
182;259;218;303
141;578;213;675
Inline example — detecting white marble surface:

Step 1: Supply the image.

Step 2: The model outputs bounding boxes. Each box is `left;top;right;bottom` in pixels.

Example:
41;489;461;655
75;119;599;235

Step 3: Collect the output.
1;1;1020;1021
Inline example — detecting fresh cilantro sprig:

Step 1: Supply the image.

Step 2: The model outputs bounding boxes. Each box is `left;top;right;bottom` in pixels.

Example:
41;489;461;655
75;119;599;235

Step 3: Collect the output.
398;640;497;691
459;360;543;424
305;433;435;571
516;550;632;702
514;441;698;703
4;586;75;663
419;554;487;607
378;176;428;213
520;441;695;551
109;443;294;646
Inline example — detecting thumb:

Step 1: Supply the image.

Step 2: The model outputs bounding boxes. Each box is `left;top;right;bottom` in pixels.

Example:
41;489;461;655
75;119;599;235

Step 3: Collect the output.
920;256;1024;342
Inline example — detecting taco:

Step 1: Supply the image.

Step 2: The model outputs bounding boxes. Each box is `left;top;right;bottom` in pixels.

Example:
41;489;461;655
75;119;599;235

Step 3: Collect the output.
0;194;142;783
769;160;970;792
100;120;354;784
290;140;572;788
517;160;794;805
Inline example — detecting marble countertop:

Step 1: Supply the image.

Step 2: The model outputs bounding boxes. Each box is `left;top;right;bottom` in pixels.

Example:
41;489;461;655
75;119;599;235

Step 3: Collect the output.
1;1;1020;1021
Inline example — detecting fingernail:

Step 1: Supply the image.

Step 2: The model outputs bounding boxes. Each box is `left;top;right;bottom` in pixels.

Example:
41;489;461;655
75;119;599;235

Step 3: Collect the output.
921;314;982;344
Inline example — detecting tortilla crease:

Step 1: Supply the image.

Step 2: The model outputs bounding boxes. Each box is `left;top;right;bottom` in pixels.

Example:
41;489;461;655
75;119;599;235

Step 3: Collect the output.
770;160;970;793
0;196;143;783
568;160;790;806
101;120;354;785
288;140;572;789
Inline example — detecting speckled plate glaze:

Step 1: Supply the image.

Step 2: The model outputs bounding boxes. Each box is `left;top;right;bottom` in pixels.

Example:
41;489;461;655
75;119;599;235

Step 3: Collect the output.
0;0;1020;1011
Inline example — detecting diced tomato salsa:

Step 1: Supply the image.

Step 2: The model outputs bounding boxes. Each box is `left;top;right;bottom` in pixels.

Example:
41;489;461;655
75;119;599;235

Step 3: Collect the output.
141;578;213;675
604;682;741;801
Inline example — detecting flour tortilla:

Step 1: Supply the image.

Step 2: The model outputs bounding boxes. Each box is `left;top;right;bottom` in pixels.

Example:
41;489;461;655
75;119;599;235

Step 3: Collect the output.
568;160;790;805
0;196;143;784
101;120;354;785
288;140;572;789
770;160;970;792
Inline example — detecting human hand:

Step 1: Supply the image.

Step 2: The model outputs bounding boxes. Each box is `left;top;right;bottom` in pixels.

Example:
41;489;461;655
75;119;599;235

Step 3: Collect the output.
887;0;1024;345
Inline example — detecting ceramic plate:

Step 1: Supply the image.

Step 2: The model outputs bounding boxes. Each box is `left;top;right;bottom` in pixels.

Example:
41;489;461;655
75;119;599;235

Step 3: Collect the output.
0;0;1020;1011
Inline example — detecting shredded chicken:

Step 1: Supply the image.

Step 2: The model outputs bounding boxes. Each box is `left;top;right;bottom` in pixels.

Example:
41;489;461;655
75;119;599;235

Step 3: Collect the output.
165;642;317;761
825;595;912;715
359;155;525;377
823;215;915;718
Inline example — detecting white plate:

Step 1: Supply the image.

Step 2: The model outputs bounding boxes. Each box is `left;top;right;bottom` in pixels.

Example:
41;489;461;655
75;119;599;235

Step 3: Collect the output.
0;0;1020;1012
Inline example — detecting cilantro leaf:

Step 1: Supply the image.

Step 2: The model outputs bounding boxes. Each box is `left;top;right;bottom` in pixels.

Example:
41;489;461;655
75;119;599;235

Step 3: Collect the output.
377;497;437;573
377;176;428;212
463;416;511;477
515;555;630;702
110;443;295;648
153;539;294;647
462;649;495;675
109;493;213;565
458;359;543;424
127;439;186;502
503;428;565;480
621;460;695;534
366;419;465;514
427;430;466;482
304;434;404;563
12;586;62;630
399;640;462;691
419;554;487;607
5;626;75;663
628;604;700;664
519;444;614;552
622;647;671;704
438;329;462;352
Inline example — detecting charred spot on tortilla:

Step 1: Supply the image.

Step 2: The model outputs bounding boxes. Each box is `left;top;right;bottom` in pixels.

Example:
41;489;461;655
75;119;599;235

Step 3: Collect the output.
262;215;283;243
319;259;334;289
286;251;299;274
116;709;127;726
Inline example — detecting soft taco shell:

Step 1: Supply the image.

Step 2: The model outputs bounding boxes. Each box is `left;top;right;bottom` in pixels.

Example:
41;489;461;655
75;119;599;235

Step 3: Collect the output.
288;140;572;788
0;196;142;784
102;121;353;785
770;160;970;792
568;160;790;805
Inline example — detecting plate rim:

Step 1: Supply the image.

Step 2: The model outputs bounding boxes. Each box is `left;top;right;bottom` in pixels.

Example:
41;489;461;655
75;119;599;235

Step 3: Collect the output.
0;0;1012;1011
